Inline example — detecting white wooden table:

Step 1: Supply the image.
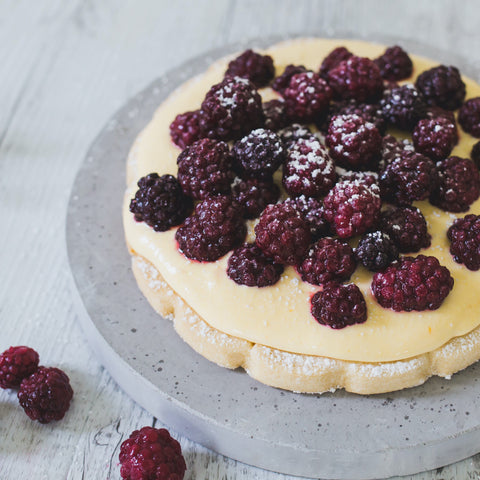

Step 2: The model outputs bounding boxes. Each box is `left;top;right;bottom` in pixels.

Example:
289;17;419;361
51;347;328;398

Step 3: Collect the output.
2;1;480;478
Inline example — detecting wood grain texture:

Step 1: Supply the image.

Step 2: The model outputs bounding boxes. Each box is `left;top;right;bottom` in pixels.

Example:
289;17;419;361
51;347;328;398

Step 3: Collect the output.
1;0;480;478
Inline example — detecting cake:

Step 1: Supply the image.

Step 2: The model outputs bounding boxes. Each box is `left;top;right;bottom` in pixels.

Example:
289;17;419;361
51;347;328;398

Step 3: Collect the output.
123;38;480;394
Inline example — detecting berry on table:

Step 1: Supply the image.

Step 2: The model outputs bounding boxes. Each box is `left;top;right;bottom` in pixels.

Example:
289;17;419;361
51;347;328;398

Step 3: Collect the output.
318;46;353;78
447;214;480;271
231;177;280;219
0;346;39;389
412;116;458;161
225;49;275;88
169;110;202;149
285;195;331;240
355;231;399;272
458;97;480;138
374;45;413;81
272;64;309;94
262;99;289;131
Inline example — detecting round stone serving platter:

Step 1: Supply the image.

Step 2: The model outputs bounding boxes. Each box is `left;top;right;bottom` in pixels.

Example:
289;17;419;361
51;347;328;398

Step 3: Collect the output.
66;36;480;479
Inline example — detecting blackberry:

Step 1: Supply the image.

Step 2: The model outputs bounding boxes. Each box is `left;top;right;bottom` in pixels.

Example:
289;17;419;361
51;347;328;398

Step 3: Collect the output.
177;138;234;200
231;177;280;219
372;255;454;311
355;231;399;272
278;123;315;149
415;65;466;111
458;97;480;138
227;243;284;287
374;45;413;81
412;117;458;161
130;173;193;231
272;64;308;94
255;202;311;265
426;106;456;124
298;237;356;285
263;99;289;131
169;110;202;149
286;196;331;240
225;49;275;88
199;76;264;141
283;136;336;197
380;134;416;169
339;170;378;187
447;214;480;271
430;156;480;212
471;141;480;169
175;196;246;262
318;46;353;78
311;282;367;329
0;346;39;389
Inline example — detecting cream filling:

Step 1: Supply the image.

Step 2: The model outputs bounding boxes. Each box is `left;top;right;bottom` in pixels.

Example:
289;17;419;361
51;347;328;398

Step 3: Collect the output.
123;38;480;363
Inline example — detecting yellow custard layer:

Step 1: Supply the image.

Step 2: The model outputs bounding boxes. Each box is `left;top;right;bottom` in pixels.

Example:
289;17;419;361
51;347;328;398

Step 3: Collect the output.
123;38;480;363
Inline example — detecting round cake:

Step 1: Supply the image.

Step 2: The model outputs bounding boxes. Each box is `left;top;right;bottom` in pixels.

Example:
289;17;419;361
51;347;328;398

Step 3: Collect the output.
123;38;480;394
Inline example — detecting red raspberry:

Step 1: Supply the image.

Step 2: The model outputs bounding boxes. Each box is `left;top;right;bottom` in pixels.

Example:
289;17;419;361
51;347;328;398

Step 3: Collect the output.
311;282;367;329
169;110;202;150
18;367;73;423
323;180;381;238
298;237;356;285
458;97;480;138
283;71;332;122
326;114;382;170
0;346;39;389
231;177;279;219
283;136;336;197
374;45;413;81
272;64;309;94
255;202;311;265
430;156;480;212
327;56;384;103
278;123;315;149
412;117;458;161
119;426;186;480
263;99;289;131
285;196;331;240
318;46;353;78
225;49;274;88
447;214;480;271
372;255;454;312
227;243;284;287
355;231;399;272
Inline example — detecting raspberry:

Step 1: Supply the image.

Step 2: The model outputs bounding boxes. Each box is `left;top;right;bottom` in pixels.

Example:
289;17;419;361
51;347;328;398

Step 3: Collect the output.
285;196;331;240
380;206;431;253
374;45;413;81
18;367;73;423
199;76;264;141
326;114;382;170
177;138;234;200
272;64;308;94
381;84;427;131
323;180;381;238
372;255;454;311
232;128;285;179
412;117;458;161
282;136;336;197
327;56;384;103
299;237;356;285
379;152;437;205
0;346;39;389
130;174;193;232
231;177;279;219
355;231;399;272
278;123;315;149
225;49;275;88
263;99;289;131
119;426;186;480
430;156;480;212
283;72;332;123
175;196;246;262
415;65;466;111
311;282;367;329
318;46;353;78
169;110;201;150
471;141;480;169
458;97;480;138
255;202;311;265
447;214;480;270
227;243;284;287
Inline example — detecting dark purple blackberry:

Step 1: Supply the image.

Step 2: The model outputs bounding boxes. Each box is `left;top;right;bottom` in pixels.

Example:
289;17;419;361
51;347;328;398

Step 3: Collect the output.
231;177;280;219
278;123;315;149
255;202;311;265
283;71;332;123
372;255;454;311
355;231;399;272
323;180;381;239
263;99;289;131
326;114;382;170
426;106;456;124
412;117;458;161
318;46;353;79
175;196;246;262
415;65;466;111
380;206;431;253
458;97;480;138
199;76;264;141
272;64;308;94
232;128;285;178
380;134;416;169
225;49;275;88
0;346;39;389
130;173;193;232
227;243;284;287
379;151;437;205
381;84;427;131
430;156;480;212
374;45;413;81
338;170;378;187
448;214;480;271
285;196;330;240
471;141;480;169
311;282;367;329
177;138;234;200
169;110;202;149
283;136;336;197
298;237;356;285
327;56;384;103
